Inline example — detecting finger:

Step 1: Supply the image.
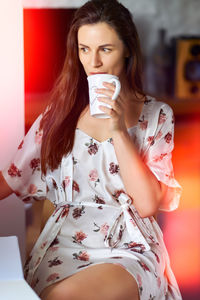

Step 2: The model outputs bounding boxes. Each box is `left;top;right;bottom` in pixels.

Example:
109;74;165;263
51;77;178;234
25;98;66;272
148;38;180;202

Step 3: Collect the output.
98;105;116;117
97;96;112;105
98;97;122;114
95;88;113;98
102;81;116;91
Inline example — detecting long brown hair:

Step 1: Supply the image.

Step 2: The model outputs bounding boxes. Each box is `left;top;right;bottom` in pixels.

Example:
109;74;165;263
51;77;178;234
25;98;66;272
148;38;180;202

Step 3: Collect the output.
40;0;144;174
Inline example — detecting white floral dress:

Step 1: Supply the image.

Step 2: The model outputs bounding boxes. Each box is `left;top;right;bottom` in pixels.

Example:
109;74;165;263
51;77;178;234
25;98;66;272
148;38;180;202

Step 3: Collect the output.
2;97;182;299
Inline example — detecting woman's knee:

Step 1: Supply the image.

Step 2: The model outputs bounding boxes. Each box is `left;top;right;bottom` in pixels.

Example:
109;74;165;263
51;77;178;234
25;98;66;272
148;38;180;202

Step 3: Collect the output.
41;281;78;300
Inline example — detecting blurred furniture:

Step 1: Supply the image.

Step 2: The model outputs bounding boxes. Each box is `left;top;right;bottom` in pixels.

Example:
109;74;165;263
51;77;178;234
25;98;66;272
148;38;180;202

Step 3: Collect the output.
0;236;40;300
175;37;200;100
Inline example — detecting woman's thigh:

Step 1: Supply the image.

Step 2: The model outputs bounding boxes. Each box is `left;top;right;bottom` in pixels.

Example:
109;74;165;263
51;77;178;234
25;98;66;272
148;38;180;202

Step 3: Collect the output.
40;263;140;300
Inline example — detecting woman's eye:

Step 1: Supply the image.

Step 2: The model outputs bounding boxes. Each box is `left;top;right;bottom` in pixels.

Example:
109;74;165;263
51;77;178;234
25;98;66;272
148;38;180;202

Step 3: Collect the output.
102;48;111;53
80;47;88;53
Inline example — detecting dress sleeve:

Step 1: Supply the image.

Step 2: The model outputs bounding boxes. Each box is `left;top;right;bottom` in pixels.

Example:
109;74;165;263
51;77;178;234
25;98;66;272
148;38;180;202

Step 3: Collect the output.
143;104;182;212
2;114;46;203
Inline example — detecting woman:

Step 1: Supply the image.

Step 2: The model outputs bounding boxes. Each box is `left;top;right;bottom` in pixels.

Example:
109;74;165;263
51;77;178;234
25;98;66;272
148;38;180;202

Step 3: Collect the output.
0;0;182;299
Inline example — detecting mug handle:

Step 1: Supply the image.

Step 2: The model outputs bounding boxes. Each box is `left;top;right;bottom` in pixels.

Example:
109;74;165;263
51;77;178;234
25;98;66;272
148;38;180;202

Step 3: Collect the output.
108;78;121;100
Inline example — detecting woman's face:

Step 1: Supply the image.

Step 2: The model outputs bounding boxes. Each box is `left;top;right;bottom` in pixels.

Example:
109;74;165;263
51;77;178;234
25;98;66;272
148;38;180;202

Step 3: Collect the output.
77;22;128;78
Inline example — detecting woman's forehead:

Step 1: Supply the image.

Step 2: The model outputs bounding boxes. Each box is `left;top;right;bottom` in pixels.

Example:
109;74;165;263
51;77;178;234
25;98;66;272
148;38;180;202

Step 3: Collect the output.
77;22;122;46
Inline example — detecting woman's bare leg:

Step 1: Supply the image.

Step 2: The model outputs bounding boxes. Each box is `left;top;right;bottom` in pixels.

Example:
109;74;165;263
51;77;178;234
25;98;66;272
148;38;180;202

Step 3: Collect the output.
40;263;139;300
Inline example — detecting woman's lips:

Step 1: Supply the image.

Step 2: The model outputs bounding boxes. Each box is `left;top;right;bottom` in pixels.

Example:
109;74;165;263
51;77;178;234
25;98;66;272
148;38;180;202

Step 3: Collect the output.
89;72;107;75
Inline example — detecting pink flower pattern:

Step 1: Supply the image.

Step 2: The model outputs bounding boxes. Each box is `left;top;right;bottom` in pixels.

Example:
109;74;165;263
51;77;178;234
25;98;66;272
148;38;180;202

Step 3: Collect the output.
62;176;71;189
72;180;80;192
48;257;63;267
88;143;98;155
85;139;99;155
8;163;22;177
89;169;100;186
73;251;90;261
164;132;172;144
72;231;87;244
147;136;155;146
139;115;148;130
46;273;60;282
4;99;180;299
30;158;40;174
89;169;98;181
158;109;167;124
153;153;168;163
100;223;109;236
72;206;85;219
35;129;43;144
124;241;146;253
109;162;119;175
93;194;105;206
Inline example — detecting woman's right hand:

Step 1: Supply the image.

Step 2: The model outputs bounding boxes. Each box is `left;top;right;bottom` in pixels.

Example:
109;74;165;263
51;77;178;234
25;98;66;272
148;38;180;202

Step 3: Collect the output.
0;172;13;200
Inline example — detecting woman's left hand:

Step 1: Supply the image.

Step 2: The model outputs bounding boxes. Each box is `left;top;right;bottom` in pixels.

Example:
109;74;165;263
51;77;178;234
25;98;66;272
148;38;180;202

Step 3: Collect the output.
96;81;127;133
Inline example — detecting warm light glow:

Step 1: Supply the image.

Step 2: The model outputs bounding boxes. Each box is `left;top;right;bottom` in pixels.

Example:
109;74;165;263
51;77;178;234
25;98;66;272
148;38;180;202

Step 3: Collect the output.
164;118;200;294
0;1;24;168
0;0;26;265
164;210;200;288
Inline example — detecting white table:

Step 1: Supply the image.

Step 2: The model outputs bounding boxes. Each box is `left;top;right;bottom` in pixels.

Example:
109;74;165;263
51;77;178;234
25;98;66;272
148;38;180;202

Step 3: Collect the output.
0;236;40;300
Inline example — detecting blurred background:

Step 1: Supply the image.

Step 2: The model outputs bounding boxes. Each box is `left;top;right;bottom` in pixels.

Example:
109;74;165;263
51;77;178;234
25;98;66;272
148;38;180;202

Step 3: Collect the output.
0;0;200;299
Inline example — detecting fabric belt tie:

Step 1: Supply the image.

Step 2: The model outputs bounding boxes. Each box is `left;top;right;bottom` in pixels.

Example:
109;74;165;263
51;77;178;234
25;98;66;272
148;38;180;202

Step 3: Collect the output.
104;193;158;250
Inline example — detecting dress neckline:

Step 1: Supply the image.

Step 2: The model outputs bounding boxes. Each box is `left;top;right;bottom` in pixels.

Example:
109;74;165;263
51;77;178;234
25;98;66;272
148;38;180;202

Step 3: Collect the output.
75;128;112;144
76;98;148;144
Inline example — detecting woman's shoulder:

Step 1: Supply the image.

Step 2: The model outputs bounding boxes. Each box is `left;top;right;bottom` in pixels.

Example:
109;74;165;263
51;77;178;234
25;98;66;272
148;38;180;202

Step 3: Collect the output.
135;95;174;135
144;95;173;116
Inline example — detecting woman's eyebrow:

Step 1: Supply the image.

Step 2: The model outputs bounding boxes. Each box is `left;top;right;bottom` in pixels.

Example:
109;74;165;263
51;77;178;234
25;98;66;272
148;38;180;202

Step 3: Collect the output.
78;43;89;47
99;44;115;47
78;43;115;48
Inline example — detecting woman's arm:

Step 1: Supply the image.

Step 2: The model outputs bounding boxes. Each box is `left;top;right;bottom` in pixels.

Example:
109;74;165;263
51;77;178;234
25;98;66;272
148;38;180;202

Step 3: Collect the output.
112;130;166;218
97;83;168;217
0;171;13;200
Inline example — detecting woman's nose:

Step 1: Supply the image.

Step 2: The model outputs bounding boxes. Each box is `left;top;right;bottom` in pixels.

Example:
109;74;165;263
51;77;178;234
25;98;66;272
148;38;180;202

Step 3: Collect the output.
91;52;102;68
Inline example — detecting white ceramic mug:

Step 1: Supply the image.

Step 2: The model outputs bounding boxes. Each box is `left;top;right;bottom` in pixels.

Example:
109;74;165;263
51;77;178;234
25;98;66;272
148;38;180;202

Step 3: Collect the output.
87;74;121;118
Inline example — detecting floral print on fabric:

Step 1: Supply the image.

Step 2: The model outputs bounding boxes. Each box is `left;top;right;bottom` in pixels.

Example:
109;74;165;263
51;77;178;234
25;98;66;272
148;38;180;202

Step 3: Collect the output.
73;180;80;192
72;206;85;219
30;158;40;174
35;129;43;145
62;176;71;189
8;163;22;177
89;169;100;186
109;162;120;175
138;115;148;130
158;109;167;124
85;138;99;155
46;273;60;283
73;251;90;261
72;231;87;244
1;97;182;299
